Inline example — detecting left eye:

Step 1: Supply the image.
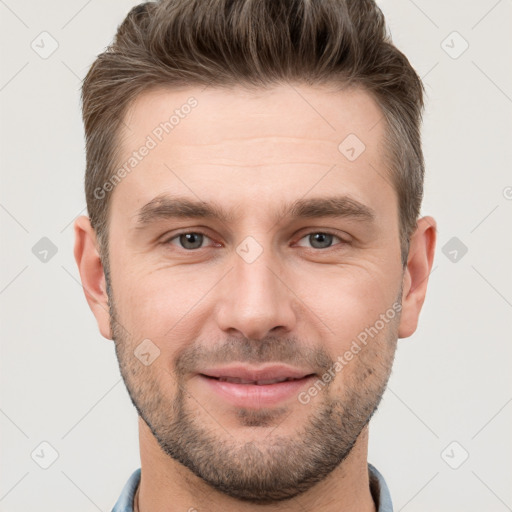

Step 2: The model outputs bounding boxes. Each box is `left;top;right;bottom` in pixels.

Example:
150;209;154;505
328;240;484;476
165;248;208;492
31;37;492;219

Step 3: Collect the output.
296;232;344;250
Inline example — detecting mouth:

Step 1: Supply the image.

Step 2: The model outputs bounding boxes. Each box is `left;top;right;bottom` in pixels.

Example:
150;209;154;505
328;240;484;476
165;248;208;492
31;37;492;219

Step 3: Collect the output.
197;365;317;407
200;364;316;384
201;375;312;385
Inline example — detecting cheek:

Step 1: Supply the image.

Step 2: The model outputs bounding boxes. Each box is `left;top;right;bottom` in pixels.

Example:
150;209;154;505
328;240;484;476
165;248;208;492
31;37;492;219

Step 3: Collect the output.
113;265;219;344
298;265;399;350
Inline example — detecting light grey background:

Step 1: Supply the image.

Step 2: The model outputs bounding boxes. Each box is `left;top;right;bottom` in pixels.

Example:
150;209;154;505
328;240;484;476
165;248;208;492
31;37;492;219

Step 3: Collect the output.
1;0;511;510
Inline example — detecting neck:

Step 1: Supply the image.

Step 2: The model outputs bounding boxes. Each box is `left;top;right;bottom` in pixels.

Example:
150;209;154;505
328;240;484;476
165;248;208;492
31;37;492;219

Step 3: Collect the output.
136;418;377;512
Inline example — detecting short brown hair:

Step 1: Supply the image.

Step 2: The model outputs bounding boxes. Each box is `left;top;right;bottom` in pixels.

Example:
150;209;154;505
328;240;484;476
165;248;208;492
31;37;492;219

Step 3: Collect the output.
81;0;425;268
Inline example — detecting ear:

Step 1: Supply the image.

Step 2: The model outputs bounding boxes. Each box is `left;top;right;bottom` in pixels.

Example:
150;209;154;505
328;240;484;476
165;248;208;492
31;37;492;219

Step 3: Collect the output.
73;215;112;340
398;216;437;338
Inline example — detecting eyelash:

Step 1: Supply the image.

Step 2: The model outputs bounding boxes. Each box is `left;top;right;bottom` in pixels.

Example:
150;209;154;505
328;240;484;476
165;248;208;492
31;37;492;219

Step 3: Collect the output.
162;230;349;251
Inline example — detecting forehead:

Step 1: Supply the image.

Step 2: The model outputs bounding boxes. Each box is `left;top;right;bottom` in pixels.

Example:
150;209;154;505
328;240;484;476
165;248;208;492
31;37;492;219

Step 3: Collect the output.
121;83;384;151
111;83;392;225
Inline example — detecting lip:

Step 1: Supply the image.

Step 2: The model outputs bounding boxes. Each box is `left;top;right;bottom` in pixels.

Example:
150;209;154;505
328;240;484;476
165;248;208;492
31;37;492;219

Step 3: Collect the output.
201;364;313;382
198;365;317;407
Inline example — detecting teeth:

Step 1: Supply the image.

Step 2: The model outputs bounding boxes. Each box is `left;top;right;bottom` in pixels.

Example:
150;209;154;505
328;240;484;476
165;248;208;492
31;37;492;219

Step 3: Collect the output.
217;376;298;385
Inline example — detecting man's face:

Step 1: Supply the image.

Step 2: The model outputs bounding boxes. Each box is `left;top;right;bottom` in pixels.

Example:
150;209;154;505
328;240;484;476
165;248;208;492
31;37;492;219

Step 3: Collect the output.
105;84;405;502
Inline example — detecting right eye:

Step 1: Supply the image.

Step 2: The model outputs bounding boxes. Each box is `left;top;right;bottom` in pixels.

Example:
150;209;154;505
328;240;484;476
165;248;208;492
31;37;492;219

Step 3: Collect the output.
163;231;218;251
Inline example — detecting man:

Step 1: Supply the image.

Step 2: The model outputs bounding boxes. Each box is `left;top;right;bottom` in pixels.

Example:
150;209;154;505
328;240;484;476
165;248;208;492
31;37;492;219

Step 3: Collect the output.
74;0;436;510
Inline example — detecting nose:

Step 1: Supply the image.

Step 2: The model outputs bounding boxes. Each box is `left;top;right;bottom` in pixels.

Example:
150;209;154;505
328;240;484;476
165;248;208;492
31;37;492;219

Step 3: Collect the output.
214;245;298;341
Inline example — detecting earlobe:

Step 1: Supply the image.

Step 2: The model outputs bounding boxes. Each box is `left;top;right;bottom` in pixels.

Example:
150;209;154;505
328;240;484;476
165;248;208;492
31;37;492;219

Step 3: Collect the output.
73;215;113;340
398;216;437;339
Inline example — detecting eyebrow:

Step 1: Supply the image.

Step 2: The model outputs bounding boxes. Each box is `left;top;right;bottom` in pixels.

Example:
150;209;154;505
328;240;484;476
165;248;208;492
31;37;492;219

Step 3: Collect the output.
134;193;376;229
